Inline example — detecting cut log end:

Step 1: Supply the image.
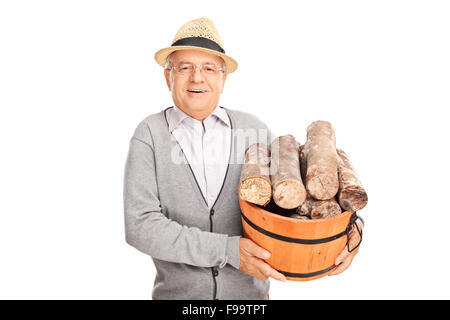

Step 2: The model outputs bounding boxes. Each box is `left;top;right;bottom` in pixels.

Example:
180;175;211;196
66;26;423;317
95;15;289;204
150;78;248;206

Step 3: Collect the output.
239;177;272;206
273;180;307;209
306;174;339;200
338;186;368;211
297;197;342;219
310;200;341;219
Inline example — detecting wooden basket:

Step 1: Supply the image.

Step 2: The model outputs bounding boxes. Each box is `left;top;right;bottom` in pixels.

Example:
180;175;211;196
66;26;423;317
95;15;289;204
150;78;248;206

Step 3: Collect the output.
239;194;355;281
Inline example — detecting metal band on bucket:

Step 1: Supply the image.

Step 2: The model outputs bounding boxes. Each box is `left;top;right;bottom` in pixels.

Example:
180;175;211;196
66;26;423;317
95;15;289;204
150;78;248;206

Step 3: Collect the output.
276;265;336;278
240;212;349;245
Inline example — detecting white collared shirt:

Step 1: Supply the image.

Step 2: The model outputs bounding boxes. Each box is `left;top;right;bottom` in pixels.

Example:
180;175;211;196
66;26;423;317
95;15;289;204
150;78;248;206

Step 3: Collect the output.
166;105;231;208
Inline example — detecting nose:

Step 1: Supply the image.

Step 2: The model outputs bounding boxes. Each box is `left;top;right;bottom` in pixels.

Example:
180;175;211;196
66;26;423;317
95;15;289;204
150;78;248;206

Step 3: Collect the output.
191;65;204;83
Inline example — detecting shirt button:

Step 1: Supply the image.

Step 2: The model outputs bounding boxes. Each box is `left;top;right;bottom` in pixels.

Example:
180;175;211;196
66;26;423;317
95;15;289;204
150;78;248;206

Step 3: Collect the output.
213;268;219;277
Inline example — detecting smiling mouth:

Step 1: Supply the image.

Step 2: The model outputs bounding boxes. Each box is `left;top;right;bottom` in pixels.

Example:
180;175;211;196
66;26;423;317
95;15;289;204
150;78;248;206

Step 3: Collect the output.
187;89;207;94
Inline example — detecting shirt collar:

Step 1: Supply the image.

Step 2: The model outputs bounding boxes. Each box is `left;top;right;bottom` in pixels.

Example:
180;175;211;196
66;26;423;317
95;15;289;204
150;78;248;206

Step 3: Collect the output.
167;105;230;133
210;105;231;128
167;105;190;133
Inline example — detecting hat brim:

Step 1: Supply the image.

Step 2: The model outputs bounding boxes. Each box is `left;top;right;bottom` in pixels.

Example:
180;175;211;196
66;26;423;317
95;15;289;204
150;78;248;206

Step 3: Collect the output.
154;46;238;74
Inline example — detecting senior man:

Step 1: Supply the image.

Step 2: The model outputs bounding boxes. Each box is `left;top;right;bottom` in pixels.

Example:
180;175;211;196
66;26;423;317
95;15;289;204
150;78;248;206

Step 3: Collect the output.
124;17;362;300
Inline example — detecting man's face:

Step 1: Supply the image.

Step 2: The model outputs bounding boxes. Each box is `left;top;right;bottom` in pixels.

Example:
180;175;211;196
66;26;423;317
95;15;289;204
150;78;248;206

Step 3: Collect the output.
164;49;227;119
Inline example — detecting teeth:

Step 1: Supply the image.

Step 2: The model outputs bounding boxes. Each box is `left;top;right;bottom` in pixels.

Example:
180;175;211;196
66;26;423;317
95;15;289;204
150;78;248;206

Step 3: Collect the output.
189;89;204;92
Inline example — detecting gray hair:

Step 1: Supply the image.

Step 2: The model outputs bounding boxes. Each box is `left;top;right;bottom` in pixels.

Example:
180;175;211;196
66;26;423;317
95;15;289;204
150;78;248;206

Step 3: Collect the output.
164;53;173;69
164;52;226;72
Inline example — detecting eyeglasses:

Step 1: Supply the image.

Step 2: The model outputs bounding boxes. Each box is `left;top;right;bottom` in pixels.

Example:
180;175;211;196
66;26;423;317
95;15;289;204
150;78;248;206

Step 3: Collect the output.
167;63;226;76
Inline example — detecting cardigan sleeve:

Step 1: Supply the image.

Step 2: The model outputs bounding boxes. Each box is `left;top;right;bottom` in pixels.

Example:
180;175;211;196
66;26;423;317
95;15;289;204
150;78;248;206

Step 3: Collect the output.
123;121;240;269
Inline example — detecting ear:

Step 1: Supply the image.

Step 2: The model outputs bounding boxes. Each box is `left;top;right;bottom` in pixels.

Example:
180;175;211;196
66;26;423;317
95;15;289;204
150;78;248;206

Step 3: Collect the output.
164;69;172;91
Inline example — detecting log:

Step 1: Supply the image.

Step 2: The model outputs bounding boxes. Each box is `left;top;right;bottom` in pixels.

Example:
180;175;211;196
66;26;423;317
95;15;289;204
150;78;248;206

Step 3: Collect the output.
297;195;342;219
239;143;272;206
299;144;307;183
336;148;368;211
304;121;339;200
270;135;307;209
289;213;310;220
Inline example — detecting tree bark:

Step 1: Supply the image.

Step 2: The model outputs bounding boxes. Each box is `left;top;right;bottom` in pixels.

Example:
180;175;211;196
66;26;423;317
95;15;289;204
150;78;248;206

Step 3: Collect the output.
297;195;342;219
299;144;307;183
270;135;307;209
239;143;272;206
304;121;339;200
337;148;368;211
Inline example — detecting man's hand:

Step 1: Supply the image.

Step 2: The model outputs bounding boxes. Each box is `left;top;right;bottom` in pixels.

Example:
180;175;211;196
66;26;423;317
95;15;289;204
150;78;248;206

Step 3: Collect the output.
239;238;287;282
329;219;363;276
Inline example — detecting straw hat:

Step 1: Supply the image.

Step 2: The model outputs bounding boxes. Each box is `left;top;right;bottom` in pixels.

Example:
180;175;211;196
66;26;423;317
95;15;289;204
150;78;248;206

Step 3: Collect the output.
154;17;238;74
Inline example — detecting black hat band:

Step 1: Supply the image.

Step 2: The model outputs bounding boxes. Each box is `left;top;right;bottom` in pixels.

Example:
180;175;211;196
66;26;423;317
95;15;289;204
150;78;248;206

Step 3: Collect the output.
171;37;225;54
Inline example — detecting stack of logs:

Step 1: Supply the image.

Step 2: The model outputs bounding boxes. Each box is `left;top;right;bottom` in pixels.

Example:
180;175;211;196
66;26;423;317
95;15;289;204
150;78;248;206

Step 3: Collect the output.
239;120;368;220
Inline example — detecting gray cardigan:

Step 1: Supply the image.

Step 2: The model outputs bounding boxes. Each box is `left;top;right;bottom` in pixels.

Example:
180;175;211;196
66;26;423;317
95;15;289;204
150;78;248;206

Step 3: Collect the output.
123;106;274;300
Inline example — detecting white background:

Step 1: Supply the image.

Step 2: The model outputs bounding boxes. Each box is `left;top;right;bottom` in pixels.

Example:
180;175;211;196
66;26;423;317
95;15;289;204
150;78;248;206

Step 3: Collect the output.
1;0;449;299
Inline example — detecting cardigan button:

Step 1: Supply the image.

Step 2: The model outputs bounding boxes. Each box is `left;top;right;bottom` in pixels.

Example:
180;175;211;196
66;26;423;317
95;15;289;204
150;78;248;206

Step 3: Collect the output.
210;209;215;216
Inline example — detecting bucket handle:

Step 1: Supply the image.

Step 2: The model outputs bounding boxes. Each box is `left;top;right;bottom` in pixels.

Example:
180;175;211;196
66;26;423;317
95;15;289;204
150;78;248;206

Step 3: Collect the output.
345;213;364;253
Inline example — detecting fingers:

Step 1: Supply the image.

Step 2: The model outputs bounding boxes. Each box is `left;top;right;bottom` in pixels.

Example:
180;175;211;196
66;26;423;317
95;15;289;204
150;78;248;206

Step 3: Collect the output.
263;262;287;282
255;259;287;282
349;223;362;249
330;246;358;276
240;256;286;282
239;238;286;282
269;269;287;282
333;221;362;266
334;247;350;266
329;254;353;276
241;238;271;260
330;260;347;276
